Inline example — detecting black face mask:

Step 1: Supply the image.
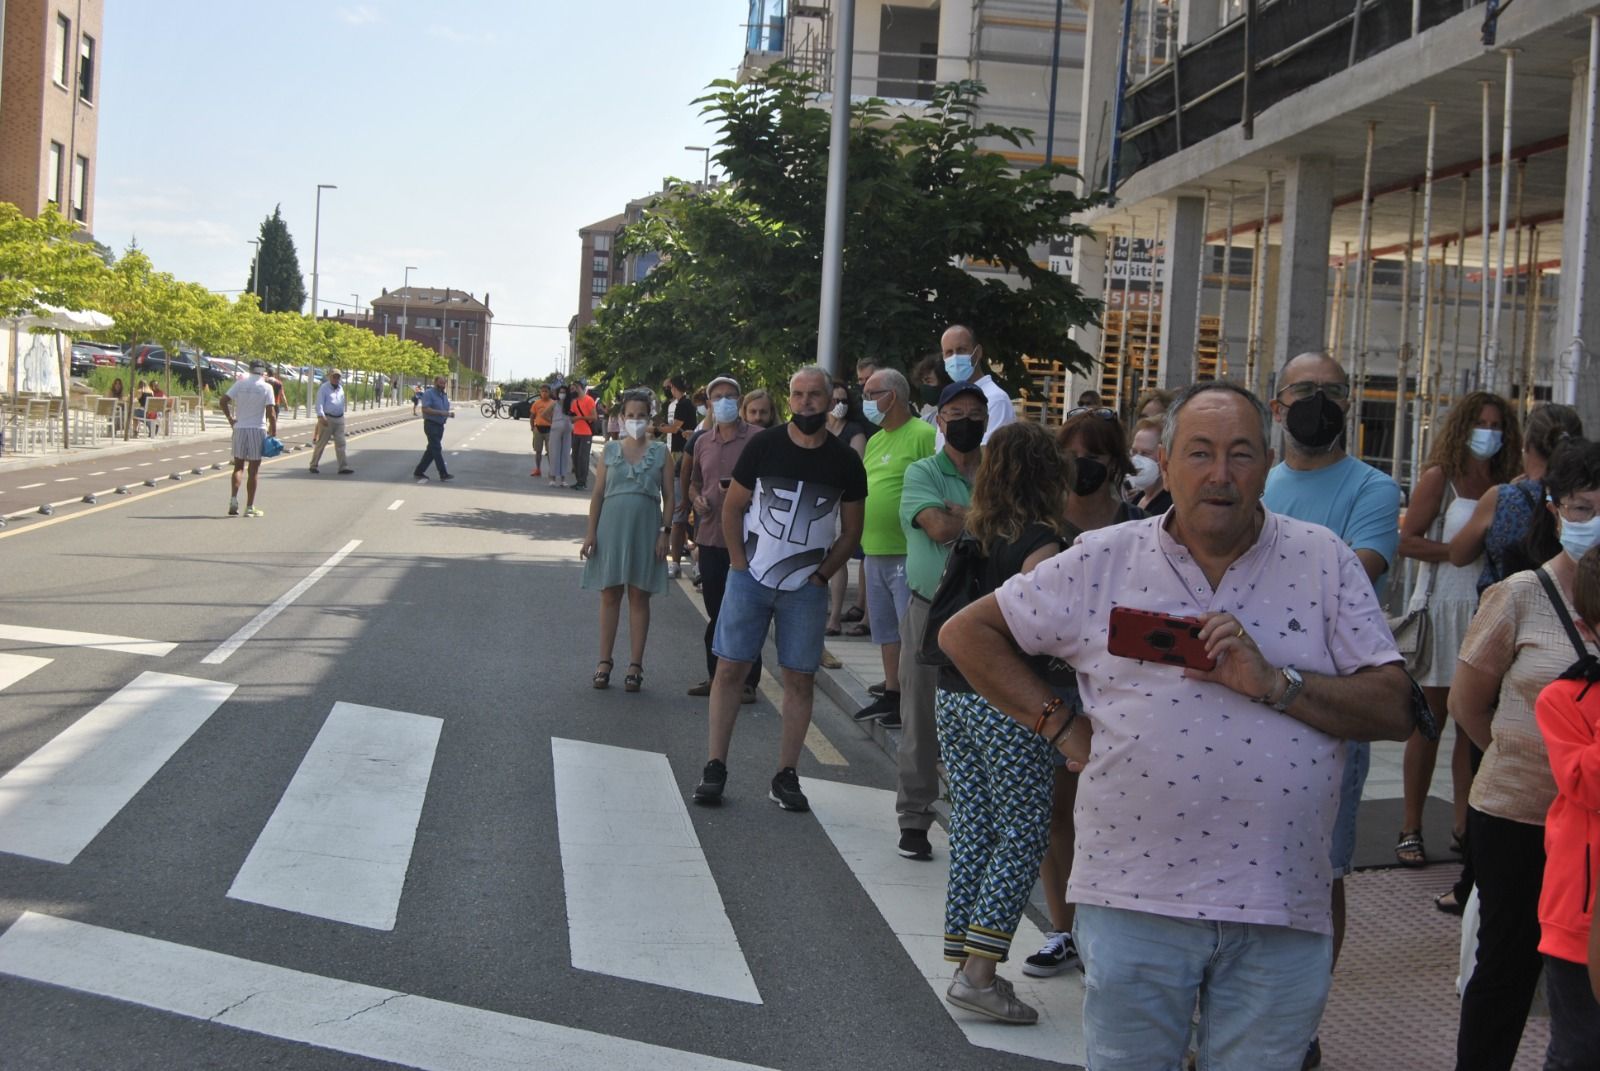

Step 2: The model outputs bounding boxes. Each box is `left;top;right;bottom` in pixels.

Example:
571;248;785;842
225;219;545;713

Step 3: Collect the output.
1072;456;1109;497
919;384;942;406
944;417;984;454
791;410;828;435
1284;392;1345;453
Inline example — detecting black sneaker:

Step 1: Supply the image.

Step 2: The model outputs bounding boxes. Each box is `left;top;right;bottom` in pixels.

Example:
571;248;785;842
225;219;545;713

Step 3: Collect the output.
440;473;456;481
693;759;727;806
867;680;887;696
898;828;933;860
878;708;903;728
1021;931;1081;977
853;690;900;721
769;767;809;812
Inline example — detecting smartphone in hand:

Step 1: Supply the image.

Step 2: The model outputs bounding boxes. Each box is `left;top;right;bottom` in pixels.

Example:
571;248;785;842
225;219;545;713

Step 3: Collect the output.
1107;606;1217;671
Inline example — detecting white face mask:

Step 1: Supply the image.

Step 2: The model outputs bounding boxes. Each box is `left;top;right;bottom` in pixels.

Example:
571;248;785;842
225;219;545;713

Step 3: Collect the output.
1126;453;1161;492
624;419;649;439
1468;428;1504;460
830;402;848;420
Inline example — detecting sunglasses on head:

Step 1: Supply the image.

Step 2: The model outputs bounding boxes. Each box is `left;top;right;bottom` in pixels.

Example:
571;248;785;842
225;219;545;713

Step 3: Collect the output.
1066;407;1118;421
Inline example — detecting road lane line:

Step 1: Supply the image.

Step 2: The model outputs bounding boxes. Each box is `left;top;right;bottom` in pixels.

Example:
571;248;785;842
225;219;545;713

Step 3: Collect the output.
0;913;775;1071
229;703;441;930
201;540;361;665
88;471;106;476
804;779;1086;1065
53;477;77;483
387;499;403;510
17;482;43;490
112;466;131;471
0;653;51;691
0;672;235;863
0;623;175;657
136;462;151;467
552;738;761;1004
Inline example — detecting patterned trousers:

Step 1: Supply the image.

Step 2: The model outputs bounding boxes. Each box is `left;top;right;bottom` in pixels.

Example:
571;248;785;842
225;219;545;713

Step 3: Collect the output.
935;688;1055;962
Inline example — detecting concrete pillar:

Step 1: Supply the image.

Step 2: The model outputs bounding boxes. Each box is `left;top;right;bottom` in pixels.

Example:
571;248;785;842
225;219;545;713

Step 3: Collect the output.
935;0;973;83
1077;0;1123;193
1272;156;1336;381
1158;195;1207;389
1069;230;1109;404
1557;57;1600;419
1178;0;1224;47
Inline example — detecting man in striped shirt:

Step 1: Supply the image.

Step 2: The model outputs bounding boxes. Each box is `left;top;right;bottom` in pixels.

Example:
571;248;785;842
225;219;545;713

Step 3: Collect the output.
222;359;279;517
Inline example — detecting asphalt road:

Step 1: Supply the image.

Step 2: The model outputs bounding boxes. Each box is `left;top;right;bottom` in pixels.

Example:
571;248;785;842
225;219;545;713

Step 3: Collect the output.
0;410;1082;1071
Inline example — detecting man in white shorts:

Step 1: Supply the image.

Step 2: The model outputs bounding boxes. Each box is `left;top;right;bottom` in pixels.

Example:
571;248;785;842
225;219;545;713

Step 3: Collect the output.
222;358;278;517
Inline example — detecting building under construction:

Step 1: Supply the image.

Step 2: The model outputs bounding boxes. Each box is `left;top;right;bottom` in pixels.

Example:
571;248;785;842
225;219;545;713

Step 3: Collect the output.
1067;0;1597;484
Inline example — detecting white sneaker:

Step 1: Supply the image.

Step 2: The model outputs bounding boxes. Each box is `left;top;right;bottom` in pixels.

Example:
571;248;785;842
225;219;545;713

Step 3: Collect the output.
228;498;239;516
666;563;681;579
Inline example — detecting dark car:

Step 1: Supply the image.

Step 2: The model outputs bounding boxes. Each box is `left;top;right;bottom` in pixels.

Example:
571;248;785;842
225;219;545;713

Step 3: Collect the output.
131;345;231;390
70;342;122;376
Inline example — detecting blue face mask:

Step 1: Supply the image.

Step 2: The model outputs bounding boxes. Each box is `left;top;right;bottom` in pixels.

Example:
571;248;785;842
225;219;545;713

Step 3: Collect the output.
862;398;885;425
1468;428;1503;460
944;353;974;382
711;396;739;424
1561;514;1600;562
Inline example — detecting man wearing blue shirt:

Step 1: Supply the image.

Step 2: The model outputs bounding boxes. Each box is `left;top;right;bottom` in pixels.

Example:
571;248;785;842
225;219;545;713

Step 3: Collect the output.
413;375;455;483
309;369;353;475
1262;350;1402;1068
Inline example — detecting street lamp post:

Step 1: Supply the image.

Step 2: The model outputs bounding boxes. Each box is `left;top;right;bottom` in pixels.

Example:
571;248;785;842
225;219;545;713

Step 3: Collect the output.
308;183;337;417
350;293;360;322
684;145;711;186
248;239;261;302
401;265;417;402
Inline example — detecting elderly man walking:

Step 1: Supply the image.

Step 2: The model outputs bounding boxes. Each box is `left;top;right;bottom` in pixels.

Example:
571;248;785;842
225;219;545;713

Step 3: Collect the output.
309;369;354;475
692;366;867;812
945;381;1413;1070
222;358;278;517
851;367;935;726
413;375;455;483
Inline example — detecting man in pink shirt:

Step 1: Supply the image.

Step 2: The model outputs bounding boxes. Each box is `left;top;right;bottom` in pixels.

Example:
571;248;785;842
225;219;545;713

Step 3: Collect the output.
945;382;1413;1069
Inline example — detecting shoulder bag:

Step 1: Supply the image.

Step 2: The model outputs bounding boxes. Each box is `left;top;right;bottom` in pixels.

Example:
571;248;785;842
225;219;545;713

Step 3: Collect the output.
1386;480;1455;678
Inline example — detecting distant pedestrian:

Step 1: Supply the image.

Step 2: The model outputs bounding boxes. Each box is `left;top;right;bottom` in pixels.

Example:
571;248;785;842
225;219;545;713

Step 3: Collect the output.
222;359;278;517
412;387;422;415
547;384;573;487
741;389;776;429
581;389;673;692
309;369;354;475
570;379;599;490
413;374;455;483
940;324;1015;442
529;384;554;477
692;366;867;813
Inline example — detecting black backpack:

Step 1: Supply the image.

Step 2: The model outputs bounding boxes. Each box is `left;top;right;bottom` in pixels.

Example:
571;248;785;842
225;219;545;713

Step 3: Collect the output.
917;531;989;668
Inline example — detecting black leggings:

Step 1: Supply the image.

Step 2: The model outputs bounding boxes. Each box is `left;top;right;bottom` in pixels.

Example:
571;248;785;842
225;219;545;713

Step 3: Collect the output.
698;545;761;687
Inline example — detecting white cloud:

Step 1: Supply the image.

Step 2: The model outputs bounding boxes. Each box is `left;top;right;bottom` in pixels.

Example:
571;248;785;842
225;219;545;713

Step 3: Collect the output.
338;5;381;26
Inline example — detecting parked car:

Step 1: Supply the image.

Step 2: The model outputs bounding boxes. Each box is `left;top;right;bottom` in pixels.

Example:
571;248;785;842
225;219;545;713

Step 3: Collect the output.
70;342;122;376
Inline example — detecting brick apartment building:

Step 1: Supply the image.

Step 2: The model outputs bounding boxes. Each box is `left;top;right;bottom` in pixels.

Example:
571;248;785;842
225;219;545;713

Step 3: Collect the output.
360;287;493;380
573;211;627;340
0;0;102;229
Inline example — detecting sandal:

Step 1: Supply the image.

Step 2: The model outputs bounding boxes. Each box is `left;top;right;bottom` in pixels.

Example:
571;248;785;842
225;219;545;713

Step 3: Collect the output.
1395;830;1426;868
624;663;644;692
1434;889;1465;916
824;625;842;637
592;659;614;690
845;622;871;637
842;606;864;624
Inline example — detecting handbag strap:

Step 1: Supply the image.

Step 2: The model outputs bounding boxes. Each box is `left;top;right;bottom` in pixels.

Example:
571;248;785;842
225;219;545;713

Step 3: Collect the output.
1535;566;1591;663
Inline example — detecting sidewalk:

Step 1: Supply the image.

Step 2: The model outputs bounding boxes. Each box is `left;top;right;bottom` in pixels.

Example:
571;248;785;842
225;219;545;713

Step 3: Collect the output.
808;563;1553;1070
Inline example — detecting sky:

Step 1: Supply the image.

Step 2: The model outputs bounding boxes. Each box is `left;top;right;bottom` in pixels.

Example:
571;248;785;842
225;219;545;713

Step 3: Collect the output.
95;0;752;382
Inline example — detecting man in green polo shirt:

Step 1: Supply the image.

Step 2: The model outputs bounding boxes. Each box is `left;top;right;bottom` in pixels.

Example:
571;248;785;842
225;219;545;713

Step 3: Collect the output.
891;381;986;860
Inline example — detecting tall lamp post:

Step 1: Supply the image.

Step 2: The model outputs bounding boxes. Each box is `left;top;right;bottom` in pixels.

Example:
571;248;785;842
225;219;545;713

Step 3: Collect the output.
309;183;337;320
400;265;417;402
684;145;711;186
350;292;360;322
247;239;261;302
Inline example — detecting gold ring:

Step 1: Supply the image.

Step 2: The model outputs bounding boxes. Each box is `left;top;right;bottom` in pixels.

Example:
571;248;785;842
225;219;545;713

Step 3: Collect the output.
1235;626;1245;639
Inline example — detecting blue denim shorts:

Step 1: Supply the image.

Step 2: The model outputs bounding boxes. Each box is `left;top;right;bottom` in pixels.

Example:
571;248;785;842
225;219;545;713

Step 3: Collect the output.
712;567;830;673
1329;740;1371;879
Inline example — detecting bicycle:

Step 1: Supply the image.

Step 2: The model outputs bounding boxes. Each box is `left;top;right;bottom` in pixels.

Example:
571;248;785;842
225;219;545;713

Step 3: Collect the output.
481;398;509;419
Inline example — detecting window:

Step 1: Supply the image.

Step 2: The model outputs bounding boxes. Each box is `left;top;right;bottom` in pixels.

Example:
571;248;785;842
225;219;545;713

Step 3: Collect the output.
71;155;88;222
54;15;72;86
592;255;608;274
47;143;64;208
78;34;95;103
591;276;609;295
592;233;610;252
590;295;603;310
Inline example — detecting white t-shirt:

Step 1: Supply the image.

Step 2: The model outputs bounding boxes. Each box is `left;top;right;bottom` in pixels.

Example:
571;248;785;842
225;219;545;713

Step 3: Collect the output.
226;376;275;430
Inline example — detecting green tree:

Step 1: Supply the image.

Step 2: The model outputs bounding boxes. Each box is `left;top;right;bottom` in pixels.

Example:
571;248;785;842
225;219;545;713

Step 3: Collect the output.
578;67;1106;392
0;203;108;317
246;205;306;314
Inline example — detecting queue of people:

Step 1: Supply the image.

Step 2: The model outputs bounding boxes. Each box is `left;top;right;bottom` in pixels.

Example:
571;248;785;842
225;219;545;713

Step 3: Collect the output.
558;331;1600;1070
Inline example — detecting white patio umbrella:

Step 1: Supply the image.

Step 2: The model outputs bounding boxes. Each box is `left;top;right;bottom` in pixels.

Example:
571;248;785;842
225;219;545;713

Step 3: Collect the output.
6;303;116;448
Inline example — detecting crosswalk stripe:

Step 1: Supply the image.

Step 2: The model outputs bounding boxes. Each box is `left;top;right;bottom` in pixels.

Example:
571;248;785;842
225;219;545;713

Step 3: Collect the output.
0;912;777;1071
0;652;51;691
0;623;175;657
803;778;1087;1065
551;738;761;1004
0;672;236;863
229;703;442;930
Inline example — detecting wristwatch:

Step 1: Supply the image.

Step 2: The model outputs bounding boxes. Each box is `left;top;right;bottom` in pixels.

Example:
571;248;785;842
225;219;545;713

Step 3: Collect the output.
1270;665;1305;712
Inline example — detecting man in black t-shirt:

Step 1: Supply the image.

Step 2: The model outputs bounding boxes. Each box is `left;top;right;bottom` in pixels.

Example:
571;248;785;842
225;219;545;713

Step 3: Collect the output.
692;366;868;814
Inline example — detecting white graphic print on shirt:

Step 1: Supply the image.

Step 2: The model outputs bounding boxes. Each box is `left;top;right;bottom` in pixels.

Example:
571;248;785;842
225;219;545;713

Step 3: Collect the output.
743;476;845;591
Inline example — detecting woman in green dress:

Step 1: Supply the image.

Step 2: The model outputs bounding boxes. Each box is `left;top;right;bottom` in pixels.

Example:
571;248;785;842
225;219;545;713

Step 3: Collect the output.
581;389;674;692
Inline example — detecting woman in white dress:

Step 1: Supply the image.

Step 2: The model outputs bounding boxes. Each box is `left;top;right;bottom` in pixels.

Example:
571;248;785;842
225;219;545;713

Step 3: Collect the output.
1396;391;1521;866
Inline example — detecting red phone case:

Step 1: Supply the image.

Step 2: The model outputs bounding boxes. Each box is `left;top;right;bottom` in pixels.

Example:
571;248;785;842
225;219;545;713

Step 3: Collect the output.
1106;607;1217;671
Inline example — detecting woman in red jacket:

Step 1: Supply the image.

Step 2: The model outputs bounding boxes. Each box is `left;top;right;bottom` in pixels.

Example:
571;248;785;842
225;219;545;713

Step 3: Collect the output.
1536;543;1600;1066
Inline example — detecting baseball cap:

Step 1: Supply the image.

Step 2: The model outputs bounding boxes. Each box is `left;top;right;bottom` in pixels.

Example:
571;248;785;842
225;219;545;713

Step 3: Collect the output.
706;375;741;394
937;381;986;408
249;359;266;372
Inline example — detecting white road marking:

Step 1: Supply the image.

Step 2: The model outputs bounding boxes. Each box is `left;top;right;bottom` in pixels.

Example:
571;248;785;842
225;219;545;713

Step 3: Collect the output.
387;499;403;511
0;623;174;657
136;462;151;467
88;471;106;476
0;672;235;863
0;913;775;1071
804;778;1087;1065
0;653;50;691
17;482;43;490
201;539;361;664
53;477;77;483
112;466;131;471
229;703;441;930
551;738;761;1004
